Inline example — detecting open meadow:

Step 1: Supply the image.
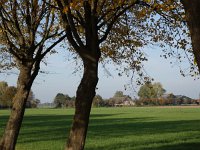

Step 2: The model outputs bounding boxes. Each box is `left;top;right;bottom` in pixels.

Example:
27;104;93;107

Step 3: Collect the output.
1;107;200;150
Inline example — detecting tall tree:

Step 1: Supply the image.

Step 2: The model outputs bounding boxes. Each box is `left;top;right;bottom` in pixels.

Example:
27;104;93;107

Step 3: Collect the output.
56;1;138;149
181;0;200;72
55;1;192;149
0;1;66;149
55;1;163;149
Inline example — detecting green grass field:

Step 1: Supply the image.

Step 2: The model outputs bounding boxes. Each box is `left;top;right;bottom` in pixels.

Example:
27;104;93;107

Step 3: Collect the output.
1;107;200;150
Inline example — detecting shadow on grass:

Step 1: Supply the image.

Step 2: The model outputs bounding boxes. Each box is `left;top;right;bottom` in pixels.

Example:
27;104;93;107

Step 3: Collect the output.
149;142;200;150
0;115;10;135
1;113;124;143
1;111;200;150
86;118;200;150
87;139;200;150
88;118;200;136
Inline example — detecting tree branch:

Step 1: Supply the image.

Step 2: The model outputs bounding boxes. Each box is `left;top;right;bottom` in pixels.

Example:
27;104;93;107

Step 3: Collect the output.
40;33;67;59
67;11;85;47
99;3;137;43
56;0;82;52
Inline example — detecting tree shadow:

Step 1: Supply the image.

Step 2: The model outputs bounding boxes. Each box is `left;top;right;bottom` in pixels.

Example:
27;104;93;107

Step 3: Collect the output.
86;139;200;150
88;118;200;136
148;142;200;150
1;113;124;143
1;110;200;150
0;115;10;135
86;118;200;150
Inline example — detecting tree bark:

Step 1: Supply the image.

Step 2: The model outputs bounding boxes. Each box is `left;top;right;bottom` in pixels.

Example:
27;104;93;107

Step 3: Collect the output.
0;65;36;150
182;0;200;72
66;54;99;150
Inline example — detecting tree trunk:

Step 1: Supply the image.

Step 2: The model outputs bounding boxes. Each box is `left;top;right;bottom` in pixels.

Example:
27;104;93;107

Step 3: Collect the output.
66;55;99;150
0;66;35;150
182;0;200;72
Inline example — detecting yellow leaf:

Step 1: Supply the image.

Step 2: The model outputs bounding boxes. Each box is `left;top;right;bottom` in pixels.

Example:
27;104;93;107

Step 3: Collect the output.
63;6;69;13
144;0;152;3
194;58;197;65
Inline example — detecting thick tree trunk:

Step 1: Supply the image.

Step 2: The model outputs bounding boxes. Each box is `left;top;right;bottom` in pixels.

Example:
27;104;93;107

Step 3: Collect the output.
0;66;35;150
66;55;99;150
182;0;200;72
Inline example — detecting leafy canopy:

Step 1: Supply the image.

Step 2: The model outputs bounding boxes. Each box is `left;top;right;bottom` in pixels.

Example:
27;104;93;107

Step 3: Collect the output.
56;0;195;82
0;0;65;73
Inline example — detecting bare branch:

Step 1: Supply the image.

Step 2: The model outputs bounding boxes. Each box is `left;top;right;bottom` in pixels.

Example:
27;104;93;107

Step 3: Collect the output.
40;33;67;59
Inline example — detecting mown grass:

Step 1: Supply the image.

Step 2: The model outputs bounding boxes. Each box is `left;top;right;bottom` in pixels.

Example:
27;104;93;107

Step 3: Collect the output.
1;107;200;150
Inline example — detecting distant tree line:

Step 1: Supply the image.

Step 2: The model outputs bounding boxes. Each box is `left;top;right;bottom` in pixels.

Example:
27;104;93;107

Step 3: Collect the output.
136;82;199;106
0;81;40;109
53;91;135;108
135;95;198;106
53;86;200;108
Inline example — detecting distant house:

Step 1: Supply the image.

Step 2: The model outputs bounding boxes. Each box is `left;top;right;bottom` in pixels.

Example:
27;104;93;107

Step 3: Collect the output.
175;95;192;100
196;99;200;105
162;93;194;105
114;96;135;107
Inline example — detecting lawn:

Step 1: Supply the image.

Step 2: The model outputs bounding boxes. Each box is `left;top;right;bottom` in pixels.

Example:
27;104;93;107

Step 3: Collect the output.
1;107;200;150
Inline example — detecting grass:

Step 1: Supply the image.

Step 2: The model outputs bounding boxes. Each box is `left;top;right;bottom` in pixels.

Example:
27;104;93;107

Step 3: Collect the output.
1;107;200;150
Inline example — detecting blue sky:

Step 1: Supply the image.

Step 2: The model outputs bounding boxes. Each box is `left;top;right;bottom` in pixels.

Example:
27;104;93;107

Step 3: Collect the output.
1;45;200;103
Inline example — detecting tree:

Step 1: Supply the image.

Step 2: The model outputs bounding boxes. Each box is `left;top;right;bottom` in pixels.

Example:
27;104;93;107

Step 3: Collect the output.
166;93;176;105
26;90;36;108
153;82;166;98
181;1;200;73
0;81;8;96
54;93;68;108
34;99;41;107
0;82;17;108
0;81;16;108
0;82;38;109
138;82;165;99
27;98;40;108
0;81;8;105
138;82;154;99
114;91;124;98
0;1;66;149
53;93;75;108
65;95;75;108
55;1;130;148
1;86;17;108
55;1;190;149
92;94;104;107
